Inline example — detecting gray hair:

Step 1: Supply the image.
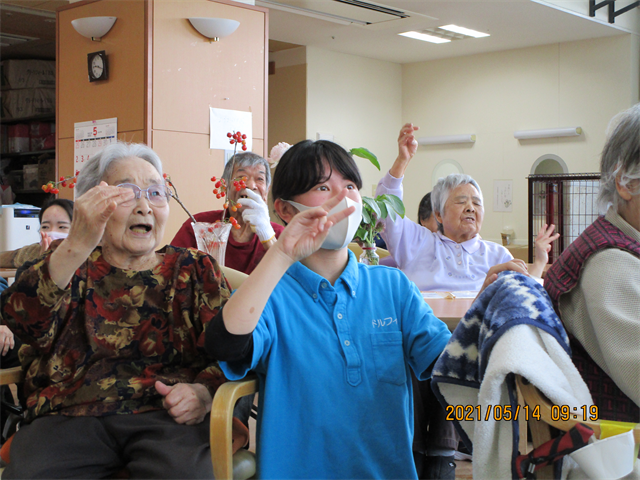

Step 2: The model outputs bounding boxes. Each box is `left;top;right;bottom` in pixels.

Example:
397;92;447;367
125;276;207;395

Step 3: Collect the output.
598;103;640;213
75;142;163;197
431;174;483;233
221;152;271;190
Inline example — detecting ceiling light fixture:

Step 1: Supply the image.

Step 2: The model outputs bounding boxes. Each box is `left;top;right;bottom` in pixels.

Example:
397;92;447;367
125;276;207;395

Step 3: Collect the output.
399;31;450;44
417;134;476;145
71;16;117;41
188;18;240;41
514;127;583;140
439;24;490;38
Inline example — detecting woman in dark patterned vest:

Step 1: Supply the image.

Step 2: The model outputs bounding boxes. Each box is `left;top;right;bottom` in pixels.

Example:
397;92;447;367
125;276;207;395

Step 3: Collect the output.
1;142;232;478
545;103;640;423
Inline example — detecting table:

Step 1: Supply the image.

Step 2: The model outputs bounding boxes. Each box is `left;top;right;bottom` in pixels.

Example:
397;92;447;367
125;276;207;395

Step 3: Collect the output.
423;296;474;331
0;268;17;286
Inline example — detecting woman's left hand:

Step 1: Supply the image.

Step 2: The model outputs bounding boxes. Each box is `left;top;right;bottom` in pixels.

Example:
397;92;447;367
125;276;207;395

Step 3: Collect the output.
155;381;212;425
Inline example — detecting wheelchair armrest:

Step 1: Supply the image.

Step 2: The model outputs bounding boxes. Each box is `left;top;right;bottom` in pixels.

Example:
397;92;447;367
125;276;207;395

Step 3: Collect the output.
210;374;258;480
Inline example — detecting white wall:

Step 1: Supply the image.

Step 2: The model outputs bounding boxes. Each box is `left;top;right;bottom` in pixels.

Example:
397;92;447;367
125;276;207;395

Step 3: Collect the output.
401;34;640;246
305;47;403;199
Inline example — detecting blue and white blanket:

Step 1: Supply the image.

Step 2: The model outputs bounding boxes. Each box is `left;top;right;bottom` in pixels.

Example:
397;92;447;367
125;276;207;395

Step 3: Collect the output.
431;271;593;480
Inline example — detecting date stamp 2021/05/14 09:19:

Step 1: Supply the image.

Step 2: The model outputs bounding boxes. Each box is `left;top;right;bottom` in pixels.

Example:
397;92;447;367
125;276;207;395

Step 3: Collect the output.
445;404;599;422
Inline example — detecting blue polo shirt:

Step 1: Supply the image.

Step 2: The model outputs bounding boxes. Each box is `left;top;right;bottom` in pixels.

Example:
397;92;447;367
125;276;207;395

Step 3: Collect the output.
220;251;451;479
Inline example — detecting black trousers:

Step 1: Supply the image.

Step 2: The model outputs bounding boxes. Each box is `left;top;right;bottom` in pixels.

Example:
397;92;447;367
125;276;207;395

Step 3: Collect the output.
4;410;214;479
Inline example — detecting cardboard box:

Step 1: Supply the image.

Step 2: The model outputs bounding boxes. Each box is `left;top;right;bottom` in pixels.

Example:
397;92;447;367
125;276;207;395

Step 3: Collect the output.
1;60;55;89
23;164;39;190
38;157;56;187
2;88;55;119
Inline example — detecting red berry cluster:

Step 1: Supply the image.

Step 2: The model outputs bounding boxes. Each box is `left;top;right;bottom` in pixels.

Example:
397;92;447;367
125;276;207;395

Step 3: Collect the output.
227;131;248;151
211;176;247;212
42;171;79;194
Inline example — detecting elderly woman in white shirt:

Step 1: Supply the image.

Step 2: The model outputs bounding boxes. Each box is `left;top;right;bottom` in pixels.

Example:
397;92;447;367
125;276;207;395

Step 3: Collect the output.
377;124;551;292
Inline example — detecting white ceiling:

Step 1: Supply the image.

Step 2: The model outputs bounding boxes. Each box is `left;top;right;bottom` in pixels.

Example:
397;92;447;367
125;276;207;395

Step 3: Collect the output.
262;0;635;64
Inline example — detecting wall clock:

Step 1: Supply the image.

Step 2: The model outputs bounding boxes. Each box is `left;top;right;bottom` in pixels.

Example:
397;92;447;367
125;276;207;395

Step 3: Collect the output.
87;51;108;82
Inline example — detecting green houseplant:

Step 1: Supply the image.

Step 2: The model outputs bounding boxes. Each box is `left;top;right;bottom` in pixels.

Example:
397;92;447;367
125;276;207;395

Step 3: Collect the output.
350;148;405;265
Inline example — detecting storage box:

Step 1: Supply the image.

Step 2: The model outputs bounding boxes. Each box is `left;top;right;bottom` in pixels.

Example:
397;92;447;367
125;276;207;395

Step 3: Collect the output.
2;88;55;119
38;157;56;187
29;121;53;151
7;124;29;153
1;60;55;89
23;164;39;190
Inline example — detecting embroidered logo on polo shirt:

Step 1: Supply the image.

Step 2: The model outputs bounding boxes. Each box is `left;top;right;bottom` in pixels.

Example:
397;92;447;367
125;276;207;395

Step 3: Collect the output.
372;317;397;328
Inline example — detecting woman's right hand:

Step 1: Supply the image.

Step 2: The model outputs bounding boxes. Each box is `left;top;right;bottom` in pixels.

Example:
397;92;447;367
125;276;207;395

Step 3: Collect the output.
390;123;419;178
272;189;355;265
49;183;133;289
66;182;134;253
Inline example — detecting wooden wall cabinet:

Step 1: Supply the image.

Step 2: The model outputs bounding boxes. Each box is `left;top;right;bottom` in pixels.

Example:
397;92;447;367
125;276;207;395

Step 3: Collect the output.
57;0;268;243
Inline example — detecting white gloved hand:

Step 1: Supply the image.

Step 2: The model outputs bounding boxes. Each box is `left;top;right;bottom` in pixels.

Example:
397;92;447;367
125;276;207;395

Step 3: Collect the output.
238;189;276;243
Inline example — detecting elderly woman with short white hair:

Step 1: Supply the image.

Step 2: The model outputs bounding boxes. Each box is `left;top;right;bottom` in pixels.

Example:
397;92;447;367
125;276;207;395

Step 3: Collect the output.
545;103;640;423
1;142;231;478
375;124;550;292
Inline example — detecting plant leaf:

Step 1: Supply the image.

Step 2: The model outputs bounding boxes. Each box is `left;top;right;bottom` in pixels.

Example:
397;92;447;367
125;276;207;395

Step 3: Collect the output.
377;200;388;219
361;206;372;224
350;148;380;171
381;194;405;219
362;196;381;219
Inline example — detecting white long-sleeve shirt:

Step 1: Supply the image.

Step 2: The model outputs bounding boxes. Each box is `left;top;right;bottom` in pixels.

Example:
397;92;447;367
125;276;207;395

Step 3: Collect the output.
376;172;512;291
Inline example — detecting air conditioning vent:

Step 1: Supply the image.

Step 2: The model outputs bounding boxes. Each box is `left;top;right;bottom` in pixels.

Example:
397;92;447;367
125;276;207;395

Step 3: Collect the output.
257;0;412;25
333;0;409;19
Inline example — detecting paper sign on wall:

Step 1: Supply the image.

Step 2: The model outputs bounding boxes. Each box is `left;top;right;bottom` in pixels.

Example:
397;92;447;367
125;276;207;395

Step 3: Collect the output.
493;180;513;212
209;108;252;151
74;118;118;174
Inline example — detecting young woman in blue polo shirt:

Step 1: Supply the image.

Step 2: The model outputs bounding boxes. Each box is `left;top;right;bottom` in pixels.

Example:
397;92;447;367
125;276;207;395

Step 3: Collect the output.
206;140;452;479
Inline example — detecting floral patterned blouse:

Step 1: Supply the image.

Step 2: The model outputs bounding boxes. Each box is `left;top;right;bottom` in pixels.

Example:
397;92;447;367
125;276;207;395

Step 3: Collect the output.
1;245;229;422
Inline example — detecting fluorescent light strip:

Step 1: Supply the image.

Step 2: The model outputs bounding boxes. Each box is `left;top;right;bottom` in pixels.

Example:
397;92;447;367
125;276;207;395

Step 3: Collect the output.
399;31;450;44
0;4;56;18
514;127;582;140
255;0;369;26
439;24;490;38
418;134;476;145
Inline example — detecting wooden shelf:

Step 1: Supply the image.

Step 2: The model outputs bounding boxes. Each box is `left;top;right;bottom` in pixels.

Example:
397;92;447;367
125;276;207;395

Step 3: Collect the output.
1;149;54;159
0;114;55;125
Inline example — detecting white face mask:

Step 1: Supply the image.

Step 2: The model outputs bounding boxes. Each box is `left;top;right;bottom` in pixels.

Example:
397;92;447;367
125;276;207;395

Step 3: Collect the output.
286;196;363;250
44;231;69;241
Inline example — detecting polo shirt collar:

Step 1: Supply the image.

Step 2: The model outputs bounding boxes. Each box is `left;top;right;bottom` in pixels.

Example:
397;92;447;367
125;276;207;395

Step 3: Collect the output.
437;231;482;254
286;250;360;300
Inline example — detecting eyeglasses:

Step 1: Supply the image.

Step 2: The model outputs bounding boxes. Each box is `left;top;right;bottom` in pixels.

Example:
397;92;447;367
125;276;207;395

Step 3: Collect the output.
117;183;171;207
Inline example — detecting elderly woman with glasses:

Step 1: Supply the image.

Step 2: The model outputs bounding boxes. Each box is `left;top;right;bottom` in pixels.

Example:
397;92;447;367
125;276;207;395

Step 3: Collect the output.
1;142;230;479
171;152;285;274
545;103;640;423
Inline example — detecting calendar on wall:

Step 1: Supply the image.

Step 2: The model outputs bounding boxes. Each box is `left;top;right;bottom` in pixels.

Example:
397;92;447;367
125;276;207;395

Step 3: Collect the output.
74;118;118;174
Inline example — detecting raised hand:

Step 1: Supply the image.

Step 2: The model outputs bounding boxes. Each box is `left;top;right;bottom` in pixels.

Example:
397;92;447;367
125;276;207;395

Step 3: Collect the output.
67;181;134;253
0;325;15;356
49;182;134;288
39;231;52;254
390;123;420;178
238;189;276;243
398;123;419;163
530;224;560;277
534;224;559;266
273;189;355;264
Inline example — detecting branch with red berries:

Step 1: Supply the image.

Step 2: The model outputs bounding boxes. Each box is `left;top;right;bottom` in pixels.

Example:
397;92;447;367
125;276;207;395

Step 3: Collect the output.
227;131;248;152
163;173;197;225
42;171;79;194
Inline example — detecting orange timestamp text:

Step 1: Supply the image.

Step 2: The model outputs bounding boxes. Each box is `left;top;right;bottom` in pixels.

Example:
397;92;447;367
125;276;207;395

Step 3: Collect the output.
445;404;541;422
